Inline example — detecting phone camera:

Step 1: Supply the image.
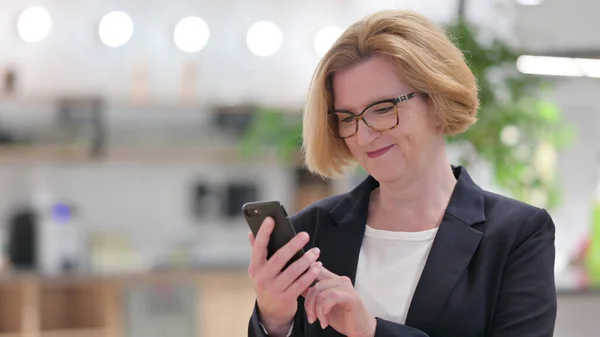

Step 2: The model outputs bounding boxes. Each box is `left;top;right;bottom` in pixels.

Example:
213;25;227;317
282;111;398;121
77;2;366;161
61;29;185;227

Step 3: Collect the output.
244;208;261;217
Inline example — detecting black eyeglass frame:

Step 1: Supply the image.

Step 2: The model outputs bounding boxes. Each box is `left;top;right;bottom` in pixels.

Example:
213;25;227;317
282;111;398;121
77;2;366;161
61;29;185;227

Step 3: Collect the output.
327;92;422;139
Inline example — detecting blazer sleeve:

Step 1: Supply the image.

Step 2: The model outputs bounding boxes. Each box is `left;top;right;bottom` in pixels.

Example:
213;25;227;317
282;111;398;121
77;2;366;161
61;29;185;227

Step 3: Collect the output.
373;318;430;337
249;302;433;337
248;303;269;337
248;301;300;337
490;208;557;336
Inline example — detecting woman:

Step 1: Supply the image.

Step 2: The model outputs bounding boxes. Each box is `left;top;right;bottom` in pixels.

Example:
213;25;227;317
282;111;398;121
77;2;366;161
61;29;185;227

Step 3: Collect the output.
247;9;556;337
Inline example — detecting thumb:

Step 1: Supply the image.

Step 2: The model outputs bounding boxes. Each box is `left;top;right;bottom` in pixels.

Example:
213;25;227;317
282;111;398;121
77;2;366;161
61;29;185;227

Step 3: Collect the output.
248;231;255;246
317;266;338;281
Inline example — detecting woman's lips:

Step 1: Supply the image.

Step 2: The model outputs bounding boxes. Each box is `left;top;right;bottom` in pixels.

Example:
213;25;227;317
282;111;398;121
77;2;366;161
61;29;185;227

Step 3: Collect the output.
366;144;394;158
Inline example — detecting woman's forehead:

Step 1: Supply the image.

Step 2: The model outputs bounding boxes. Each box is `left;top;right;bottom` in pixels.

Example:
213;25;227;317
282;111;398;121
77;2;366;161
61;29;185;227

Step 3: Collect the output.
331;56;411;111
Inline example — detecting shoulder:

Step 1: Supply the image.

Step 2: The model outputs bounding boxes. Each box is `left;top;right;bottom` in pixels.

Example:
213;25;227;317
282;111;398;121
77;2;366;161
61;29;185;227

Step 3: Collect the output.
289;192;347;234
480;190;555;250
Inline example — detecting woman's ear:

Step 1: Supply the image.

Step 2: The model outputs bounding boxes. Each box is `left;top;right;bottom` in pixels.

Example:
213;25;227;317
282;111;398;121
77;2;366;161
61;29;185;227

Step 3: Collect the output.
427;103;444;134
435;113;444;132
435;122;445;137
436;122;444;134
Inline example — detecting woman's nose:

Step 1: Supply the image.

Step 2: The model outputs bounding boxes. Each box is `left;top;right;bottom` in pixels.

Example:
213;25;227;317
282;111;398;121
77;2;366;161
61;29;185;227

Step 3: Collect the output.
355;120;378;146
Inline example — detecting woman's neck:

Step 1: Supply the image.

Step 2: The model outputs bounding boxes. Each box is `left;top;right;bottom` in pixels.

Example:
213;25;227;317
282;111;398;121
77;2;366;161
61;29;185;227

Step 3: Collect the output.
368;154;457;232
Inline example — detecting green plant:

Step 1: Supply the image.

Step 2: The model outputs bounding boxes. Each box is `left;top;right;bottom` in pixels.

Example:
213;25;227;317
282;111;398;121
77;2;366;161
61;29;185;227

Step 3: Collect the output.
238;20;575;209
445;20;575;208
238;108;303;163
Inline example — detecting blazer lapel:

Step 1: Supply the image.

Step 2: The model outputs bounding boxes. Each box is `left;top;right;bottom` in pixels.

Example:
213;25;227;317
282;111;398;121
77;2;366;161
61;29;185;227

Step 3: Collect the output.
314;176;376;337
405;167;486;330
316;176;377;283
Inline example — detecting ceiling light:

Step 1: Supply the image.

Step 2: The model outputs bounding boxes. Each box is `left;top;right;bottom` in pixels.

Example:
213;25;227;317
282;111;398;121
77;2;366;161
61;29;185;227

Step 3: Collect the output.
516;0;543;5
17;7;52;43
99;11;134;48
174;17;210;53
246;21;282;57
516;55;583;77
314;26;343;58
575;58;600;78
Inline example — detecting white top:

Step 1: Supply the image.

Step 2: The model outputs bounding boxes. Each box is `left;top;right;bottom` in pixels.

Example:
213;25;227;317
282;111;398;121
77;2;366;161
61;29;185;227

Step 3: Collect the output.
261;224;438;335
354;225;438;324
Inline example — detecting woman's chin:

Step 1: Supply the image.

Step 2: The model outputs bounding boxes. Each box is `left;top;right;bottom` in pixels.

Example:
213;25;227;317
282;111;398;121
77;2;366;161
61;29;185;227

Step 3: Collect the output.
366;164;406;183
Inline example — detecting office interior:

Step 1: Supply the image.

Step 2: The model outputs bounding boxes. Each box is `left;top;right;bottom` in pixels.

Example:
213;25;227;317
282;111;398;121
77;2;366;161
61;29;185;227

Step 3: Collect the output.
0;0;599;336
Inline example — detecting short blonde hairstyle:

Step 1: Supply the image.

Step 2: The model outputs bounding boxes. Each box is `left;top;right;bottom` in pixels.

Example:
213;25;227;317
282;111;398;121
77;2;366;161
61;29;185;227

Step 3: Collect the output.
302;10;479;178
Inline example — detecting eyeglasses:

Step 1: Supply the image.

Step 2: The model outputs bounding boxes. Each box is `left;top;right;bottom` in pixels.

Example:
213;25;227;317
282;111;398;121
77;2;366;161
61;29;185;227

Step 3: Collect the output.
327;92;422;139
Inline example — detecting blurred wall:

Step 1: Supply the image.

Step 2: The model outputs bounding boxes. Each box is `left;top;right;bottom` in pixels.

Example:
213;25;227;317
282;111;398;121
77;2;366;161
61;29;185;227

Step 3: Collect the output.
515;0;600;52
515;0;600;257
0;161;294;267
0;0;509;107
547;78;600;255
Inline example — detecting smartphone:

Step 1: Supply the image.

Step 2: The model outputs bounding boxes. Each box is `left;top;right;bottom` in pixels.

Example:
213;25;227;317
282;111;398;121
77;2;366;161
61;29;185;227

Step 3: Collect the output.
243;200;305;269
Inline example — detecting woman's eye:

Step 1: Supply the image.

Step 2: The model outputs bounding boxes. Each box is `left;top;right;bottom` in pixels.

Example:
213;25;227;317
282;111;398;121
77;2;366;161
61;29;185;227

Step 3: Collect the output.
374;107;393;114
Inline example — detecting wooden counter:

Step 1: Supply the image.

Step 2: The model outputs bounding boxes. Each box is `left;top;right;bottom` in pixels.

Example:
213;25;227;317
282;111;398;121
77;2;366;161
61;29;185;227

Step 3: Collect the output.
3;269;598;337
0;269;257;337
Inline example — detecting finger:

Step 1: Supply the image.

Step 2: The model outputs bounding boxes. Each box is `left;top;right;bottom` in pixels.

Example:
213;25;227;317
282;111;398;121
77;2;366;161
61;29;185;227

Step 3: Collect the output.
283;261;322;299
304;278;341;324
316;292;329;329
248;231;255;246
250;217;274;265
322;289;349;315
264;231;310;279
316;289;349;329
274;247;320;291
317;266;338;281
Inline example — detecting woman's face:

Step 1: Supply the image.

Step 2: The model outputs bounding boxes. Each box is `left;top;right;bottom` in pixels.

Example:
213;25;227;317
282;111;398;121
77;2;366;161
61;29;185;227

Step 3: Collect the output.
331;55;443;184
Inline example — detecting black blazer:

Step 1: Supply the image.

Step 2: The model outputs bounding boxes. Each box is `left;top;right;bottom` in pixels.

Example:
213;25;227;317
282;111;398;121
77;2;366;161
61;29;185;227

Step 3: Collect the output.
249;166;557;337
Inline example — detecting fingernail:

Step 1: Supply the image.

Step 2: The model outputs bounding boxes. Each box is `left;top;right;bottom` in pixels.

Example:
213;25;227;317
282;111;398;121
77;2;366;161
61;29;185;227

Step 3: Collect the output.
317;261;323;267
320;322;326;329
311;247;320;255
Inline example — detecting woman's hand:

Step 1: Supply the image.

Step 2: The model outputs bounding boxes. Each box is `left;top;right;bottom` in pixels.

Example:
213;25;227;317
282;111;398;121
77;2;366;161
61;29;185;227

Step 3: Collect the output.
248;217;322;336
304;267;376;337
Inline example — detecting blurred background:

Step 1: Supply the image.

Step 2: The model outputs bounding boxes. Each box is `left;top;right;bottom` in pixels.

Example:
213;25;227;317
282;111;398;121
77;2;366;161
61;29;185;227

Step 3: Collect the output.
0;0;598;336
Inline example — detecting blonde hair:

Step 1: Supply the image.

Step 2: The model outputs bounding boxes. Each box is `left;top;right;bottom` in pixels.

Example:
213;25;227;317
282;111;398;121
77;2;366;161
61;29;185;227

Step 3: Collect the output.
302;9;479;178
